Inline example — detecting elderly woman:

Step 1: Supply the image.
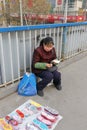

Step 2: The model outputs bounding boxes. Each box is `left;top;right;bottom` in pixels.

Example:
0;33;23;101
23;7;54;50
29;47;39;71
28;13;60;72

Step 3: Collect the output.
32;37;62;96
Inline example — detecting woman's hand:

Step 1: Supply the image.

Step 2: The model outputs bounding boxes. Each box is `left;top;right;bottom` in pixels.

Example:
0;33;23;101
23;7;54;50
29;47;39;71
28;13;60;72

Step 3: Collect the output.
46;63;53;68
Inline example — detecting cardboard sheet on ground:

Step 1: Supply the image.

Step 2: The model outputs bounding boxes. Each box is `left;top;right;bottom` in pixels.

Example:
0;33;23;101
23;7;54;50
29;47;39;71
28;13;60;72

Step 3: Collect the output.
4;100;63;130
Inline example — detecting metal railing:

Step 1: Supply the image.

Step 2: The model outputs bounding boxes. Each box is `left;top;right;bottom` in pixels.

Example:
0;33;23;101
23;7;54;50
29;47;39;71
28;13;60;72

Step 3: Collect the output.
0;22;87;87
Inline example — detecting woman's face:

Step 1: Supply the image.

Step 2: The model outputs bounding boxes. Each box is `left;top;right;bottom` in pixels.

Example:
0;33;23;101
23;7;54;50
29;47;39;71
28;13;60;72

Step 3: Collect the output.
43;43;54;52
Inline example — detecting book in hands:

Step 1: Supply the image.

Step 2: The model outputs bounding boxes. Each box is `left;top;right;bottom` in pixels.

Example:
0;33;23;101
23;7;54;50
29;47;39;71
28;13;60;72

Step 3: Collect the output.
51;59;60;65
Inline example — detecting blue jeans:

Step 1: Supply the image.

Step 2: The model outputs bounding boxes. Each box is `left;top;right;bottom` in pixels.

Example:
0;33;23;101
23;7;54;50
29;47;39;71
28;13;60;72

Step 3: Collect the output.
36;70;61;91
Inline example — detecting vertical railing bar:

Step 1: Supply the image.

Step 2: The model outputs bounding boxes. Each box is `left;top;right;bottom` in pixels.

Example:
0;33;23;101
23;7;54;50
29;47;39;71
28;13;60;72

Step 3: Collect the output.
85;25;87;49
78;26;81;51
53;28;56;46
72;26;75;55
8;32;14;83
79;26;82;50
68;26;72;57
0;33;6;86
72;26;79;56
66;27;69;57
70;26;74;56
49;28;51;37
58;27;63;59
16;32;20;80
82;26;84;50
68;27;71;57
64;26;68;58
38;29;41;45
82;26;86;50
56;27;59;57
71;26;75;56
23;31;26;73
73;26;77;55
81;25;85;50
66;27;69;58
29;30;32;72
70;26;73;56
40;29;43;39
75;26;79;54
82;26;84;49
72;26;76;55
45;28;47;37
35;30;37;48
40;29;42;37
40;29;43;36
83;26;85;50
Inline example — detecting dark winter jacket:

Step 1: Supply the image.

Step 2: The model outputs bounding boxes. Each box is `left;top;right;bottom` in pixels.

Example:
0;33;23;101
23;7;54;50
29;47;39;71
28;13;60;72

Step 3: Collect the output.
32;45;56;74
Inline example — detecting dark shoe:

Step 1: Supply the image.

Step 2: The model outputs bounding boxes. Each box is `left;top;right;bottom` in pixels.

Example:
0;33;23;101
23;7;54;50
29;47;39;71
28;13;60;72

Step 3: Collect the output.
37;90;44;97
55;84;62;90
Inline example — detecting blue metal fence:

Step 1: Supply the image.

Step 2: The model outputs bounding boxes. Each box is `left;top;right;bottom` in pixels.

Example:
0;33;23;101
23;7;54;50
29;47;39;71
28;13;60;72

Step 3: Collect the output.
0;22;87;87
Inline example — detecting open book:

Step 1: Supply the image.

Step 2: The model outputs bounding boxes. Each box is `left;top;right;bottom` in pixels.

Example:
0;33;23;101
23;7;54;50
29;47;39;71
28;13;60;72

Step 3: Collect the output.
51;59;60;65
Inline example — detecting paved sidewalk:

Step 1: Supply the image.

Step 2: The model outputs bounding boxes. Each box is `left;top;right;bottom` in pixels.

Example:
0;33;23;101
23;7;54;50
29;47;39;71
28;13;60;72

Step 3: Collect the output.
0;55;87;130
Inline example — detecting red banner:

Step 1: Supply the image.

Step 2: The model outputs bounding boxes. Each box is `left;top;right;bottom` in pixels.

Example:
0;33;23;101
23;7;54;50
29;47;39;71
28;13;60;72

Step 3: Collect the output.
57;0;62;5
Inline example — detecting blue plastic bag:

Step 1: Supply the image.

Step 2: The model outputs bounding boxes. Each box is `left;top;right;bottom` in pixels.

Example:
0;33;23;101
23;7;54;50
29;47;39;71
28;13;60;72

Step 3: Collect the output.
18;72;37;96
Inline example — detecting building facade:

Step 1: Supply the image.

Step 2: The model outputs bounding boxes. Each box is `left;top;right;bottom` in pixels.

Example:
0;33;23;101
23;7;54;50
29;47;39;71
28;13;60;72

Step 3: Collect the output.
54;0;83;15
